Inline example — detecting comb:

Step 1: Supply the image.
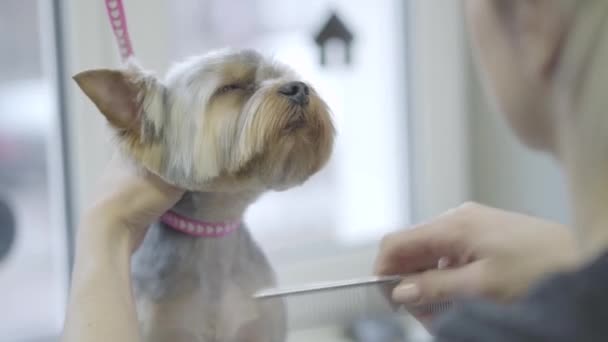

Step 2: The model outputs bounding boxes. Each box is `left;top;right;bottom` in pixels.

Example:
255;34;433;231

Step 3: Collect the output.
254;275;453;330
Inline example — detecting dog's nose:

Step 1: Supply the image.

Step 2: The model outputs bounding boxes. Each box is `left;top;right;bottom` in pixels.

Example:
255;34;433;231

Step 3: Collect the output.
278;81;309;105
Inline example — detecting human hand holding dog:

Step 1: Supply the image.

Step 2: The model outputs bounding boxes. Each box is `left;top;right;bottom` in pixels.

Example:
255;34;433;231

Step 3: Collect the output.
78;155;184;253
62;156;184;342
375;202;580;328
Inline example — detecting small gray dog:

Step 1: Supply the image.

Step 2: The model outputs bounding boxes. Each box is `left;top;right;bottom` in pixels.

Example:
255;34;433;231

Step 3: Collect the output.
74;49;335;342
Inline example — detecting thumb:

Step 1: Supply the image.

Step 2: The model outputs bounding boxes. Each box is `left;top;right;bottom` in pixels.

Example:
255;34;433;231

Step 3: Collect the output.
392;261;486;305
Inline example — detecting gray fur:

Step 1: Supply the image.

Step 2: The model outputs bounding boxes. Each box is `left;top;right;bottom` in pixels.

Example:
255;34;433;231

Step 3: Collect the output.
131;191;286;342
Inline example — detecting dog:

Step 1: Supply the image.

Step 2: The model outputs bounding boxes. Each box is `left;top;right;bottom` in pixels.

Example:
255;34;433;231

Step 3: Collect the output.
73;48;335;342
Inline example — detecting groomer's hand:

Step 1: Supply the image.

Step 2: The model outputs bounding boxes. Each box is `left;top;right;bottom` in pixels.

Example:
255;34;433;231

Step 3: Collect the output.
375;203;580;318
79;155;184;253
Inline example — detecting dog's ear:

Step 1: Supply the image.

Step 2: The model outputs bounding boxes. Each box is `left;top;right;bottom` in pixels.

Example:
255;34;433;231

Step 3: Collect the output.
73;68;139;129
73;65;162;132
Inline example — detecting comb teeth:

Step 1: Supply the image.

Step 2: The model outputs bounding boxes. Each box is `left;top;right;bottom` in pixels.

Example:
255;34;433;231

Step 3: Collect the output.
262;282;399;330
410;300;454;316
255;277;454;330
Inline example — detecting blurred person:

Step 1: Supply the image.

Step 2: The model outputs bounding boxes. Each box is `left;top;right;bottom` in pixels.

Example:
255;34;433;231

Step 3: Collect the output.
376;0;608;340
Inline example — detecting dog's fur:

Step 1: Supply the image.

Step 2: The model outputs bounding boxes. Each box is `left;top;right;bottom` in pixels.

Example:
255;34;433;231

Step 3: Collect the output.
74;49;334;341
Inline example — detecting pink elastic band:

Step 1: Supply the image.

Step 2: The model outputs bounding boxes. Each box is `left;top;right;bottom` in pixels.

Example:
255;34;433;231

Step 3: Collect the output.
105;0;134;60
160;210;241;238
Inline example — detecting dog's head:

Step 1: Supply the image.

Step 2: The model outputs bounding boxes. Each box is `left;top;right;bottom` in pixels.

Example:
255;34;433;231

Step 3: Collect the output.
74;49;335;192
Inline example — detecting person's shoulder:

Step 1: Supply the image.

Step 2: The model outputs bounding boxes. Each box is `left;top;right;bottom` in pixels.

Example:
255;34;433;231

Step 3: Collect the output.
433;251;608;342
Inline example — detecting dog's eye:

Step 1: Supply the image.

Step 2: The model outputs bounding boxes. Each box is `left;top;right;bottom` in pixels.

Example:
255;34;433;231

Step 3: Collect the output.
216;84;242;94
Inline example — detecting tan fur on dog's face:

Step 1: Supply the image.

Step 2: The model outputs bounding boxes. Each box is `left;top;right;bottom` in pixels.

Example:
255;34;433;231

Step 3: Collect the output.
74;49;334;192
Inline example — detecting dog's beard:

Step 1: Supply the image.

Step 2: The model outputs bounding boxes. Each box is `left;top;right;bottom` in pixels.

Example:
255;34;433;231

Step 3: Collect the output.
232;85;334;191
181;86;334;192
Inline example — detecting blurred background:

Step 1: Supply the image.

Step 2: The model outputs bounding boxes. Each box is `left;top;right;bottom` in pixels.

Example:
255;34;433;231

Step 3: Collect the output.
0;0;570;341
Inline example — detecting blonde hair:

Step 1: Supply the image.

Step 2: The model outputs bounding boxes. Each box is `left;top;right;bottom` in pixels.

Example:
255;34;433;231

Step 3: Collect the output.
553;1;608;165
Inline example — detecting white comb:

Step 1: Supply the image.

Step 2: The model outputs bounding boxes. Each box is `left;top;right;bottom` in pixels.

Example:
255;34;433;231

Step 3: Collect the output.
254;275;453;330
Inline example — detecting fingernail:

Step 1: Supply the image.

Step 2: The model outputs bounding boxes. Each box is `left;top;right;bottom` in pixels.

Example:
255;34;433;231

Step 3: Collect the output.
438;257;451;269
392;283;420;304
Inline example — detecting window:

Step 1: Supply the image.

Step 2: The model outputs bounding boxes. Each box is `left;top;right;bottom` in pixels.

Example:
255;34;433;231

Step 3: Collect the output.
0;1;68;340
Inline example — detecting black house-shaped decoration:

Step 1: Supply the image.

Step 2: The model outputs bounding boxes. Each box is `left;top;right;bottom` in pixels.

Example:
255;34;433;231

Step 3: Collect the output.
314;12;354;66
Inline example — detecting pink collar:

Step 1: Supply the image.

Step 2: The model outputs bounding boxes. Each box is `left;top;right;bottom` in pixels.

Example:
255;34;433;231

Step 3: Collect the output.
160;210;241;238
